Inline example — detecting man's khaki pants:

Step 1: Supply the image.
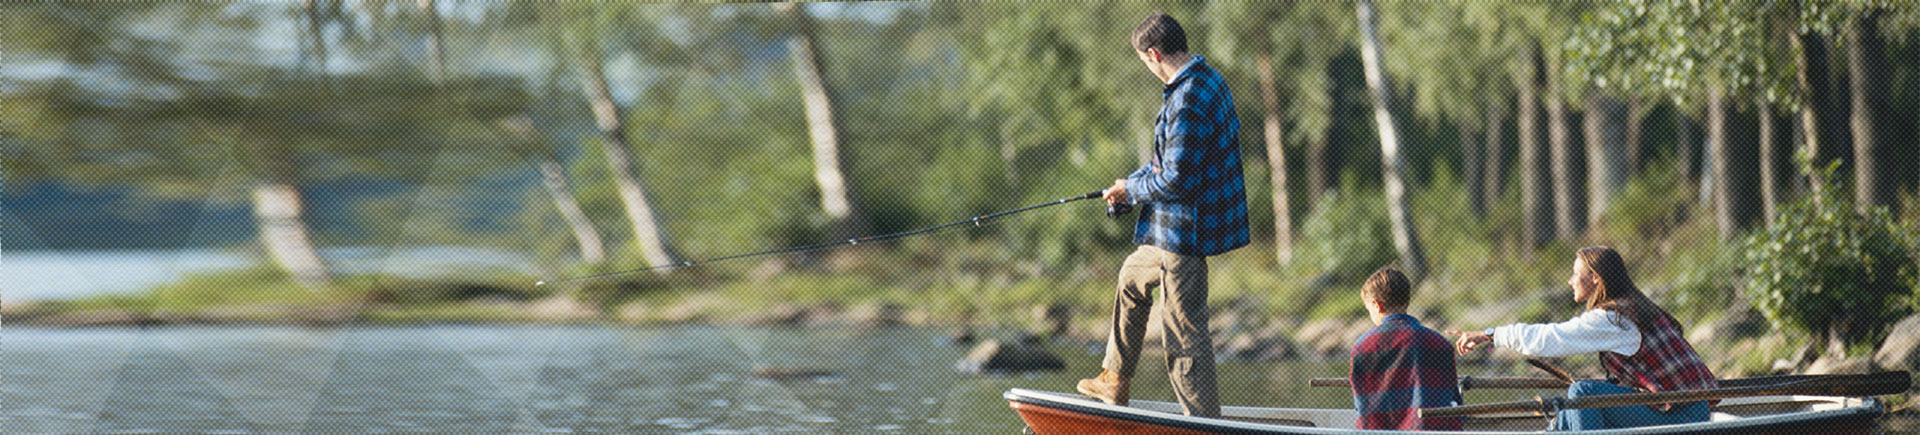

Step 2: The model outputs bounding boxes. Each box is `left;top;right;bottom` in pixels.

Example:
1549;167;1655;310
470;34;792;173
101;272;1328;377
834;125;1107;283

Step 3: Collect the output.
1101;244;1219;417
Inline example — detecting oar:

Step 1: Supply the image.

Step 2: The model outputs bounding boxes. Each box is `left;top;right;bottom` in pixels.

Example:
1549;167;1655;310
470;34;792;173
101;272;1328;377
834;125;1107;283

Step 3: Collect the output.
1309;374;1863;390
1526;358;1575;385
1311;376;1571;390
1418;371;1911;418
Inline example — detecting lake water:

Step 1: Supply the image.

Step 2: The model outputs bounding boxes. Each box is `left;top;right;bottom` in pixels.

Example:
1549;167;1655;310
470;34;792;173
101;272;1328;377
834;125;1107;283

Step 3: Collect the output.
5;251;1912;433
4;248;538;302
8;327;1916;433
1;325;1394;434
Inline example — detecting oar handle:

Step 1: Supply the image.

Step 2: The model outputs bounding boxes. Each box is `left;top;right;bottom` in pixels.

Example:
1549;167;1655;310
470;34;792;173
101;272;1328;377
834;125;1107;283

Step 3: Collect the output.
1419;371;1911;418
1310;376;1578;390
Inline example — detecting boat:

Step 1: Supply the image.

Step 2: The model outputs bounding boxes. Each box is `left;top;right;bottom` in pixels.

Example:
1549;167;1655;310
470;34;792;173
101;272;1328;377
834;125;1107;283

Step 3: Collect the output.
1005;387;1887;434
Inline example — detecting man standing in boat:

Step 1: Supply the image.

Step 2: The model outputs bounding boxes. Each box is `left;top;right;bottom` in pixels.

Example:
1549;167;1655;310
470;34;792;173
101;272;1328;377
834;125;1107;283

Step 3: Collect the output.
1077;11;1248;418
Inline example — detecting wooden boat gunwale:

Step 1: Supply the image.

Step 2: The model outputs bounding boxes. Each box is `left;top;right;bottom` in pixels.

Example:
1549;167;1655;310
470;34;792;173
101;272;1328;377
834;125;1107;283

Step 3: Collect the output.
1004;387;1885;434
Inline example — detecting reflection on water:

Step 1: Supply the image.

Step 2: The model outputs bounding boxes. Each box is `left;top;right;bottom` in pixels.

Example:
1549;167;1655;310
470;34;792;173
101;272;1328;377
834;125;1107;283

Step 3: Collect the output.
4;326;1910;434
1;326;1350;434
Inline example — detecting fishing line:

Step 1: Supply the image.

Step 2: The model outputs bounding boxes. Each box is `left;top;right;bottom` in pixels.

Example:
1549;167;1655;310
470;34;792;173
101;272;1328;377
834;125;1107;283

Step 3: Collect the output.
536;190;1115;286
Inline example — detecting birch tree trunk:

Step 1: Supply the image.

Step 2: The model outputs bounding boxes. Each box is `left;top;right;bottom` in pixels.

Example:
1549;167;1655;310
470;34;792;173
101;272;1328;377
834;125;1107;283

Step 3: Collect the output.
1625;97;1645;174
581;50;679;270
1707;86;1760;238
1356;0;1425;279
1676;110;1698;183
1707;86;1735;239
502;117;608;264
1307;136;1332;201
777;2;870;238
536;161;605;266
1584;94;1627;231
1848;12;1888;211
253;181;333;289
417;0;447;81
1482;102;1506;215
538;159;607;264
1256;47;1293;266
300;0;330;81
251;0;332;289
1519;43;1551;249
1793;29;1838;194
1306;63;1340;201
1547;60;1582;240
1464;125;1484;216
1759;99;1783;225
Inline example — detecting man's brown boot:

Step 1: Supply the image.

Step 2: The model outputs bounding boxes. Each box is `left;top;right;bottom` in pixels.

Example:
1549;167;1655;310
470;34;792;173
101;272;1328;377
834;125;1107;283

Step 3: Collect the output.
1075;370;1130;406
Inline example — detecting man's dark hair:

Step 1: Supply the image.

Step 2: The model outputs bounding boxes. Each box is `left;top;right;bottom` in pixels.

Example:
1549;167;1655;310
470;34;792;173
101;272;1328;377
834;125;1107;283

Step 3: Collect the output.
1131;12;1187;54
1363;266;1412;310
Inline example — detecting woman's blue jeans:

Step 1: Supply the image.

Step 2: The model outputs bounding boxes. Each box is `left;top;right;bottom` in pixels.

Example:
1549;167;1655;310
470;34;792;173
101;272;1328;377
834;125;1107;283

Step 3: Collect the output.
1550;381;1709;431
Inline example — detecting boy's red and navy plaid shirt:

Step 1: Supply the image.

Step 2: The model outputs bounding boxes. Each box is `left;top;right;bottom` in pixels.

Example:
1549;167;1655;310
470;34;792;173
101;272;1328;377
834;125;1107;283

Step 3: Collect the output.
1124;55;1249;257
1349;314;1464;431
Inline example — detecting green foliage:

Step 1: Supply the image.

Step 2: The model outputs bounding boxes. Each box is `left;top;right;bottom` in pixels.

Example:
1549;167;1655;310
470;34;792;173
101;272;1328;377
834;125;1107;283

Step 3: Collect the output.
1296;189;1397;283
1375;2;1522;129
14;2;1920;344
57;266;323;312
1408;165;1493;277
1741;165;1920;350
1198;1;1354;146
58;264;545;315
1566;0;1784;107
1565;0;1903;110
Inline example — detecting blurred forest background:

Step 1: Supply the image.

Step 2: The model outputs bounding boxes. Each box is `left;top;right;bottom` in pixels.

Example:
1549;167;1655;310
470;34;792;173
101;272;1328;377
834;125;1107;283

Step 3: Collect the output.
7;1;1920;374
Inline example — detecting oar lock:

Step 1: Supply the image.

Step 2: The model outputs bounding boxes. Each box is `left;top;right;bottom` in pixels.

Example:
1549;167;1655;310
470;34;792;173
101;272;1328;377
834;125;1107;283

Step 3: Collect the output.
1537;396;1568;415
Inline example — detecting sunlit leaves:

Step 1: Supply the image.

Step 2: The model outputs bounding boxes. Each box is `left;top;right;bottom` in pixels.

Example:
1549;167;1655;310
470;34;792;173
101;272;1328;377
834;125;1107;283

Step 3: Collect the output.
1741;162;1920;349
1564;0;1902;110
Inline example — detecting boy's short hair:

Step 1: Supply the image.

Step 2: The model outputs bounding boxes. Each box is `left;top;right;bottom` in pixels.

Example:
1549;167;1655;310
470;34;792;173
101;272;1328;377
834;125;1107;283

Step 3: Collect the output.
1363;267;1412;309
1131;12;1187;54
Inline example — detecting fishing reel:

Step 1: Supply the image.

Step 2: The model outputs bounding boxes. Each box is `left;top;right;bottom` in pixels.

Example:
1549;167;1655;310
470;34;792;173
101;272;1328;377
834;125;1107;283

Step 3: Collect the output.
1092;188;1134;218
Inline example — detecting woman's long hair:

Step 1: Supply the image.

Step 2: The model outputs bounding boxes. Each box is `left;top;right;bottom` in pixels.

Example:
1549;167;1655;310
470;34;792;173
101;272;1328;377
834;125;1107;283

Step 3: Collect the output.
1579;246;1675;334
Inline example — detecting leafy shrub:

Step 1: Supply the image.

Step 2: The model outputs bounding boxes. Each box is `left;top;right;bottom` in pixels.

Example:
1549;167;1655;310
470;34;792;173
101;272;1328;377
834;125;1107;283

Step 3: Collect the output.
1296;189;1397;283
1591;161;1697;256
1741;166;1920;351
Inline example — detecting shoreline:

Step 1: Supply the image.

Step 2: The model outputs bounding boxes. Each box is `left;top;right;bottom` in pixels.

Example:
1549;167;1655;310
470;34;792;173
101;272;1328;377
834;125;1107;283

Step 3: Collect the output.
9;295;1918;410
0;296;1814;370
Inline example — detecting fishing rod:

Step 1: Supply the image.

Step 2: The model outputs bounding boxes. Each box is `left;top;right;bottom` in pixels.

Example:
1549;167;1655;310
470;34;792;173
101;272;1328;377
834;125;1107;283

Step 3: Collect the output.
536;189;1131;286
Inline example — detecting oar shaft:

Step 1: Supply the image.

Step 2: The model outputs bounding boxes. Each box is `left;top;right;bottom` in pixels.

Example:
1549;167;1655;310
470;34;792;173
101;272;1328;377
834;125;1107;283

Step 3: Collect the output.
1419;371;1911;418
1310;377;1572;390
1307;374;1856;390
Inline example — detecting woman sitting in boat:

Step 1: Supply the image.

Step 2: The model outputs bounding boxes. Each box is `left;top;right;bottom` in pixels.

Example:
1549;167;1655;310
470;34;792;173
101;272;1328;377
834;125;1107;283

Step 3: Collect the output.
1450;246;1718;430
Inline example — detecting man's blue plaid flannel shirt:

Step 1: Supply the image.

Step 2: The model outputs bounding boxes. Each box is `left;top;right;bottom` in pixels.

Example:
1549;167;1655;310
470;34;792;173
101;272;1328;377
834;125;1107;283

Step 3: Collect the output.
1124;55;1249;257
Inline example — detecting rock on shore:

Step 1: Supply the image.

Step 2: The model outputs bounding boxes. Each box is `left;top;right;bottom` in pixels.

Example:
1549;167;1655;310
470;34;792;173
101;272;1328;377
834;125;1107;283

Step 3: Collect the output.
955;338;1065;373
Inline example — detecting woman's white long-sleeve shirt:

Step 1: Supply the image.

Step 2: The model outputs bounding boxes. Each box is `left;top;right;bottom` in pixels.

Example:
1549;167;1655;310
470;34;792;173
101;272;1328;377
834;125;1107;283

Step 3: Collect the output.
1488;309;1641;358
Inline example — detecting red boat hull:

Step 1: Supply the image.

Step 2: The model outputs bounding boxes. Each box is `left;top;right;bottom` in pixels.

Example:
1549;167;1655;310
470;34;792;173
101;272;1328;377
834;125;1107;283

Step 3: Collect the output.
1006;388;1884;435
1010;400;1220;435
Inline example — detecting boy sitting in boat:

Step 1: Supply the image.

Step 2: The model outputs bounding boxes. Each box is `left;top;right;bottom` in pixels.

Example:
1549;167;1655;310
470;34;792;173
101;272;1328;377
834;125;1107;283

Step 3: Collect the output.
1349;267;1463;430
